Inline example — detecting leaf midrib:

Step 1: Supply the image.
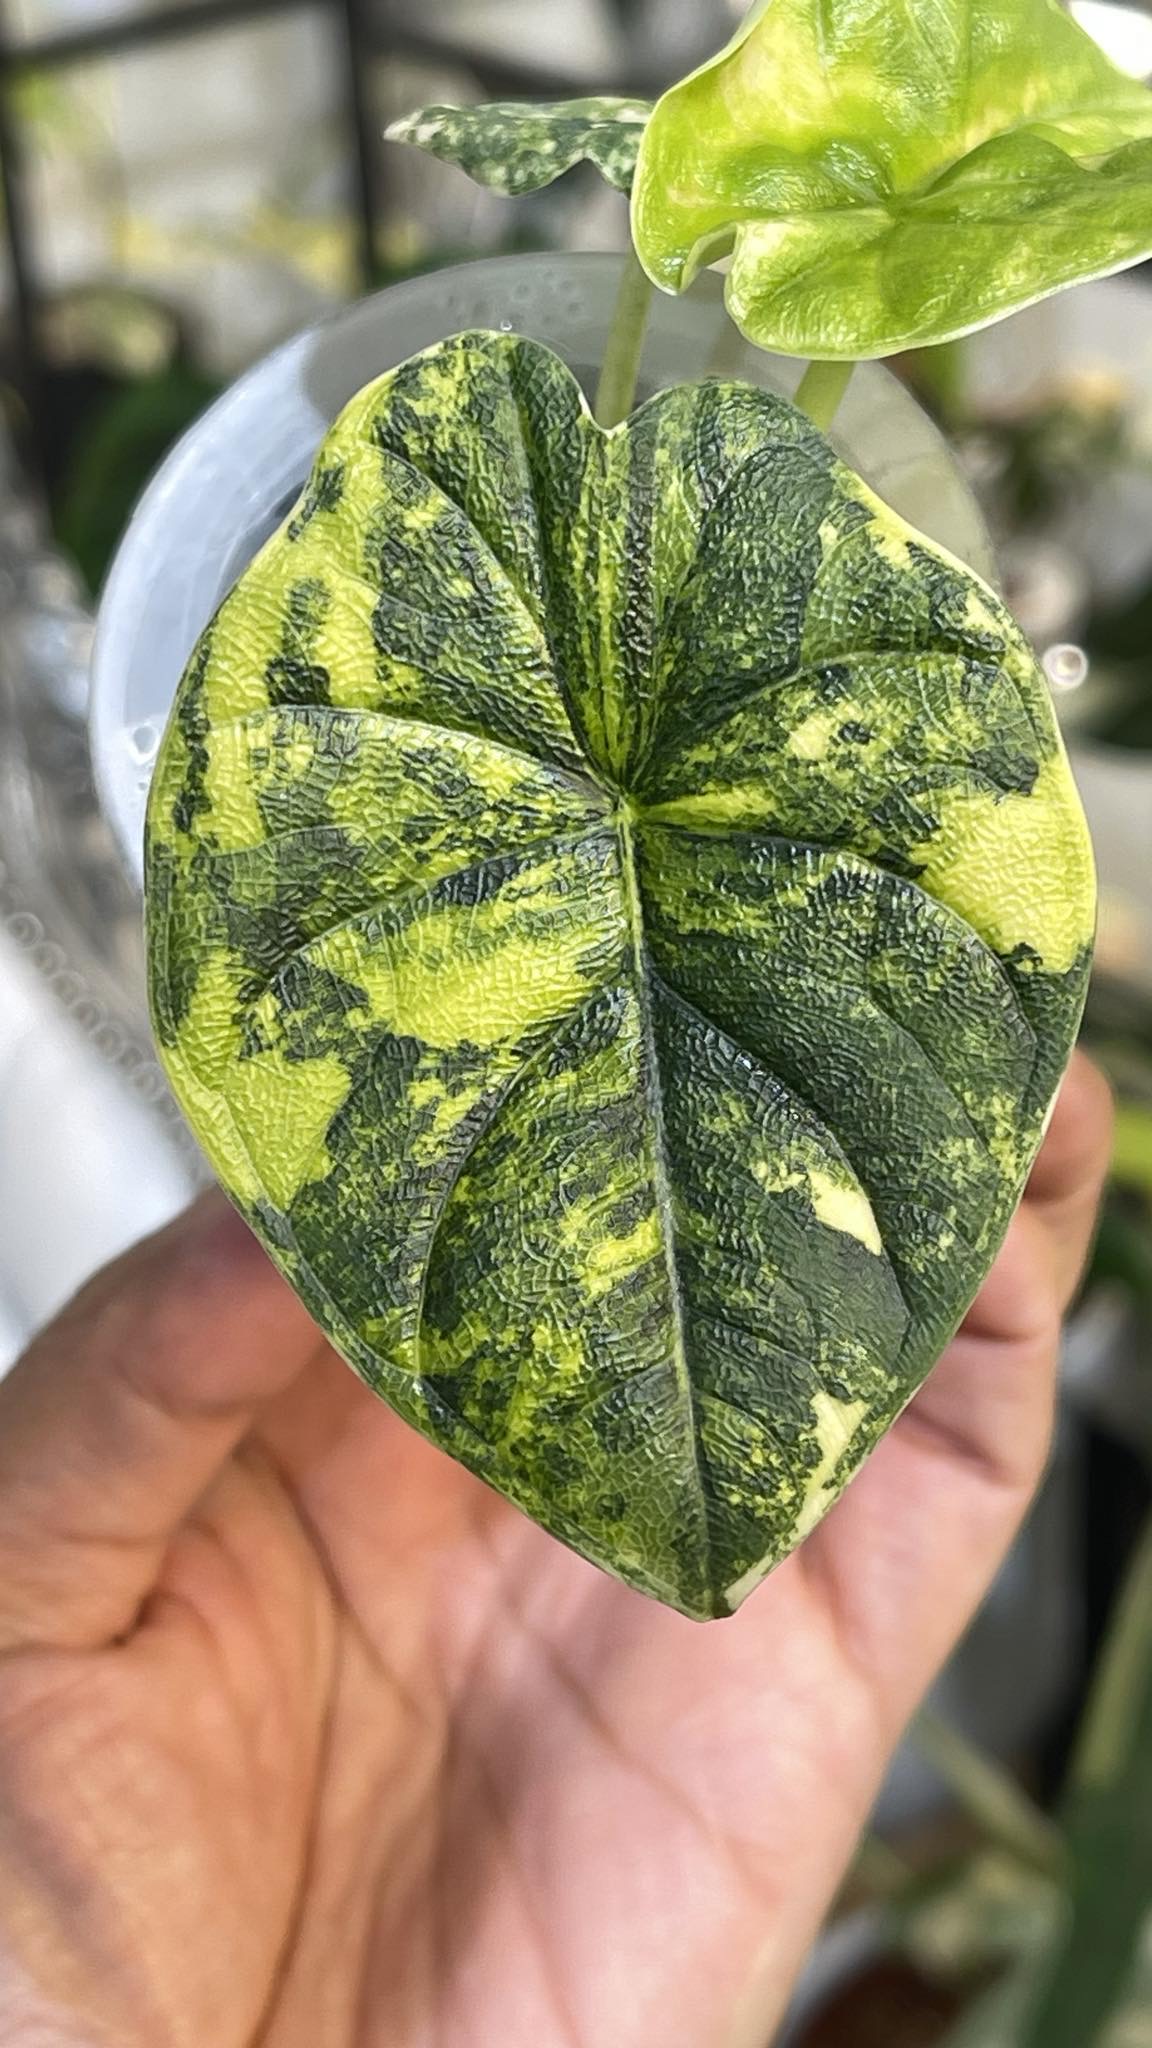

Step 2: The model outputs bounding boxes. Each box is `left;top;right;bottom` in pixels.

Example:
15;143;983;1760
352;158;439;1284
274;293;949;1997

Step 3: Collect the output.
617;810;713;1587
635;646;1051;792
723;98;1152;219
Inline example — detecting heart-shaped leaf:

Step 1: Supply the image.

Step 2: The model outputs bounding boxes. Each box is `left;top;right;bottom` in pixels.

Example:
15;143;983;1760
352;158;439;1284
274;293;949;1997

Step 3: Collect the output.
632;0;1152;358
386;97;653;196
146;332;1094;1619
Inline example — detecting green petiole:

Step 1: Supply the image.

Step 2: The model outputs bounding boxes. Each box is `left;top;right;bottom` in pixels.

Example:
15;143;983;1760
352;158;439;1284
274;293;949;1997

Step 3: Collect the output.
594;247;656;429
794;358;856;433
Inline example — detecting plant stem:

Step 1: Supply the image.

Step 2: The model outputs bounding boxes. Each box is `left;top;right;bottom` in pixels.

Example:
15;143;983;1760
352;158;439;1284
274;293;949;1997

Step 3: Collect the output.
594;247;655;429
849;1832;913;1902
1017;1515;1152;2048
706;309;750;381
794;358;855;432
912;1711;1067;1882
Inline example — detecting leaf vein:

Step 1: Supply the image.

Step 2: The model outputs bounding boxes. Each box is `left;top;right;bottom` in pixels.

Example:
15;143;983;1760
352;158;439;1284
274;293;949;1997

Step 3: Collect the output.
646;818;1038;1047
246;825;616;1013
196;701;604;801
361;418;593;765
412;988;614;1387
642;647;1038;775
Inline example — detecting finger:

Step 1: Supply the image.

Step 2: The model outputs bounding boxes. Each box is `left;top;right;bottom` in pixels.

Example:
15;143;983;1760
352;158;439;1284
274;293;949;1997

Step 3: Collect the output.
801;1057;1112;1722
898;1206;1058;1494
888;1052;1112;1495
802;1220;1062;1729
951;1051;1112;1349
0;1193;322;1653
1023;1050;1114;1316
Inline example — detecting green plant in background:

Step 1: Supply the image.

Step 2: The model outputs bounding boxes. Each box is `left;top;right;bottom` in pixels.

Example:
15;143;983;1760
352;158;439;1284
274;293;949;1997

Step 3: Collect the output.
1020;1513;1152;2048
1083;975;1152;1286
57;359;219;596
887;1518;1152;2048
941;366;1152;756
799;1505;1152;2042
1080;569;1152;751
976;376;1136;534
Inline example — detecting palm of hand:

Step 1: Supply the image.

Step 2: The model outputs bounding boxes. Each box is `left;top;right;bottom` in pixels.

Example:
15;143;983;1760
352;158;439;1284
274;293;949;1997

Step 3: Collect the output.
0;1058;1110;2048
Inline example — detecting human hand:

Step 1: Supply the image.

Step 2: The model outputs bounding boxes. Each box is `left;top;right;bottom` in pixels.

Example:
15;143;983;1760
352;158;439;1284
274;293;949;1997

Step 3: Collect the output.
0;1054;1111;2048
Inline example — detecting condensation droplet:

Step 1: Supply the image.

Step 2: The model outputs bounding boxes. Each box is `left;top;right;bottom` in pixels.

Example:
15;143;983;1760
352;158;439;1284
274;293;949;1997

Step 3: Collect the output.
1044;643;1090;693
129;720;159;763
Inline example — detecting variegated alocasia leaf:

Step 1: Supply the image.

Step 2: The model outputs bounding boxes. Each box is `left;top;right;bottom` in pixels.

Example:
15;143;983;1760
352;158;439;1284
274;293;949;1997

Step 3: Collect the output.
386;97;652;196
146;331;1095;1620
632;0;1152;358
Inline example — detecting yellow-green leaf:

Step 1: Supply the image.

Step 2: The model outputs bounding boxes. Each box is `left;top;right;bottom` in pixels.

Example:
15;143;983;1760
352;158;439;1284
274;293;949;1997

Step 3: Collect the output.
632;0;1152;358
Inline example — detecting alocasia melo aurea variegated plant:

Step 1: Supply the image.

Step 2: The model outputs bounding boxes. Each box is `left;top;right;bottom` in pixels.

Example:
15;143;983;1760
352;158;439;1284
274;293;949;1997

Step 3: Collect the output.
146;0;1129;1617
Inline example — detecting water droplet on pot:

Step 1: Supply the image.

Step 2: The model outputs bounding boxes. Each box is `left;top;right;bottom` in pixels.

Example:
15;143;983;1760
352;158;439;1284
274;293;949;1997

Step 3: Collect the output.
1043;643;1089;693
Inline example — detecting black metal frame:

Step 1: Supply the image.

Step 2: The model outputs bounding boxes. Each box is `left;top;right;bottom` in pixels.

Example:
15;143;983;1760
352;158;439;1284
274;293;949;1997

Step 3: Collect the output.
0;0;386;478
0;0;647;483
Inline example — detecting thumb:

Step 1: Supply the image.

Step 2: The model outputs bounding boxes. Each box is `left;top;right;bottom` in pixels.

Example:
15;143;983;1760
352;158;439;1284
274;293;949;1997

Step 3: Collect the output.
0;1193;323;1653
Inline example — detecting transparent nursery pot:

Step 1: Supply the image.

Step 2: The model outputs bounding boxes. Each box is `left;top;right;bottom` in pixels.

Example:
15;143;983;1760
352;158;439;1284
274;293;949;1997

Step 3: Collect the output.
91;251;995;884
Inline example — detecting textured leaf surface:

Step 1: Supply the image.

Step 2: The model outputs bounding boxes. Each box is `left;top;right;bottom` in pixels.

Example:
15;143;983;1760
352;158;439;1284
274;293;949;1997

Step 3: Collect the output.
632;0;1152;358
386;98;652;196
146;331;1094;1619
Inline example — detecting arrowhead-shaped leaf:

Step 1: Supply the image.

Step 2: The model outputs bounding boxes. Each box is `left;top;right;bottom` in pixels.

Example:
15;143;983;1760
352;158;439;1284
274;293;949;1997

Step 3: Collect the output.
632;0;1152;358
386;97;652;196
146;332;1094;1619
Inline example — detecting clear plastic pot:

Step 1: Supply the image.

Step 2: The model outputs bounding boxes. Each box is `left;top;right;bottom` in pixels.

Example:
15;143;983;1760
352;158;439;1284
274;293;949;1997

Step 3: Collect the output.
91;250;995;884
